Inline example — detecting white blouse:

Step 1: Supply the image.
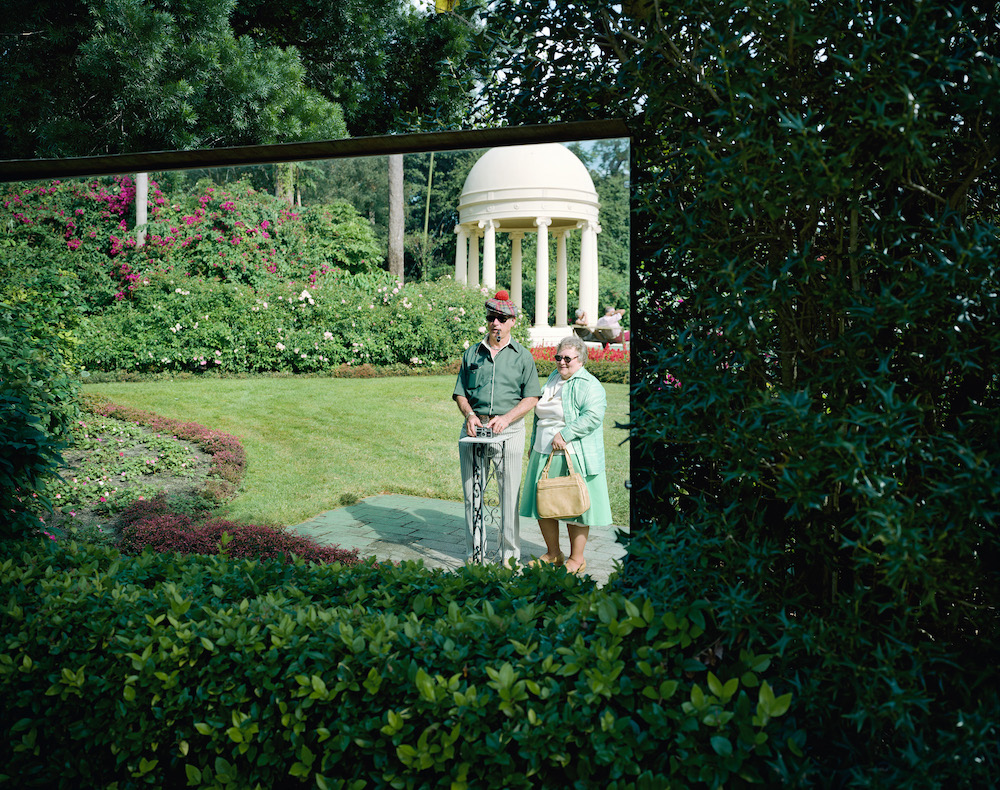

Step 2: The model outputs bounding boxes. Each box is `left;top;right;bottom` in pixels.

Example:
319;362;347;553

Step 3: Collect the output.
533;378;573;455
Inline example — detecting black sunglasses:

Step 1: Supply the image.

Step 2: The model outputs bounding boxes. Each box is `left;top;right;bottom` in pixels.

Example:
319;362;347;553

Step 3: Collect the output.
486;313;512;323
554;354;578;362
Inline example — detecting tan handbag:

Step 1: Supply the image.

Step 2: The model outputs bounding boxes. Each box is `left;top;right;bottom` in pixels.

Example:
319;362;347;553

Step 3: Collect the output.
536;450;591;519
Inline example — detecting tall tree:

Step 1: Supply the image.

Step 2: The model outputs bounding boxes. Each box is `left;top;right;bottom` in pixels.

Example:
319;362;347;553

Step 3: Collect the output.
473;0;999;784
388;153;405;284
0;0;346;158
229;0;486;137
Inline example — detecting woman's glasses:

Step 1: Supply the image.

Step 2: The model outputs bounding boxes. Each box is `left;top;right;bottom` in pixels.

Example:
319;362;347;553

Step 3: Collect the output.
554;354;578;362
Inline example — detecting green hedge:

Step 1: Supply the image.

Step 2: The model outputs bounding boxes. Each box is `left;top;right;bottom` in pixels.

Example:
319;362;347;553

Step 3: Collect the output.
1;242;82;539
1;539;795;789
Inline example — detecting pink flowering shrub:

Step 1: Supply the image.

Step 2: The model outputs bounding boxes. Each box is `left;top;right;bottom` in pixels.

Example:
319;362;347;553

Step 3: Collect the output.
1;177;382;307
4;176;576;377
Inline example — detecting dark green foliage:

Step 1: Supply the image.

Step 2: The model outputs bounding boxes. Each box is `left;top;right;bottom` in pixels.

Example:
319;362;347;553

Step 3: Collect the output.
0;0;346;158
474;0;1000;784
229;0;485;137
1;538;794;789
0;242;82;540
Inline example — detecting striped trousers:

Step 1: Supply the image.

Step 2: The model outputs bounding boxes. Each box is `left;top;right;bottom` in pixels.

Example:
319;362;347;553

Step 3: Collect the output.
458;417;526;565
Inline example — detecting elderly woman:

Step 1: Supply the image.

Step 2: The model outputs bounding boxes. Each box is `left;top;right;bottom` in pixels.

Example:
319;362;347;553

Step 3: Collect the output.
520;335;613;574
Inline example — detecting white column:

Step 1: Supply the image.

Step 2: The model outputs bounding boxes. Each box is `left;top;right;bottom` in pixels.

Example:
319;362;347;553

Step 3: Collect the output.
555;230;568;327
534;217;551;328
578;220;601;326
481;219;498;290
510;232;524;309
468;229;480;288
454;224;468;283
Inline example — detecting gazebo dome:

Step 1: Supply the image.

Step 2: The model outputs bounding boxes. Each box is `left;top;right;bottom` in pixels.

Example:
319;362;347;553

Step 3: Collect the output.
459;143;599;231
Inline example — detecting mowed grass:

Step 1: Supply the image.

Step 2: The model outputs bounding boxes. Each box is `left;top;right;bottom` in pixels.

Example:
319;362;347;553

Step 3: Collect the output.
83;375;631;528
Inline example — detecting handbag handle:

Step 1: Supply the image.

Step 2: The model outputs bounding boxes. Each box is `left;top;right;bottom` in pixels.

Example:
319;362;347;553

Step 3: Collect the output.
540;449;576;480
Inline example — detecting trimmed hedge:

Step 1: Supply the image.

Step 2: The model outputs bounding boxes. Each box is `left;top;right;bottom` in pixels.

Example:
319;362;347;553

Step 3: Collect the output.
1;539;795;789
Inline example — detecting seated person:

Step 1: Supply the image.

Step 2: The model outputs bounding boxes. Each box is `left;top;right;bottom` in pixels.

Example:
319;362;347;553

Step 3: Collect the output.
572;308;597;342
595;306;628;344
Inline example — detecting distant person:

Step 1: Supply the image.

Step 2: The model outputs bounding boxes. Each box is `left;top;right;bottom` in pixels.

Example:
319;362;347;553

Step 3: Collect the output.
573;307;596;342
595;305;628;345
453;290;541;566
520;334;612;575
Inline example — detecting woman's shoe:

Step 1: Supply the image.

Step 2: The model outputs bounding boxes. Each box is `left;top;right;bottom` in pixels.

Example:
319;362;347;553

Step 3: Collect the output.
565;558;587;575
528;552;565;568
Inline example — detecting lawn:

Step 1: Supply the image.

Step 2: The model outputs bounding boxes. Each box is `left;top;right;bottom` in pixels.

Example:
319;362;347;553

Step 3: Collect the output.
83;375;631;528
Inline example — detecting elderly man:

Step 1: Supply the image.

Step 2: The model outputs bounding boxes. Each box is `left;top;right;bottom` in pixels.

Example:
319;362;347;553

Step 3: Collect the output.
453;290;541;566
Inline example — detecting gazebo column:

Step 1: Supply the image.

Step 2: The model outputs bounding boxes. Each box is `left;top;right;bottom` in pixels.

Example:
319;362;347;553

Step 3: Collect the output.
534;217;552;328
454;224;469;284
578;220;601;327
509;232;524;309
480;219;498;290
555;230;568;327
467;228;481;288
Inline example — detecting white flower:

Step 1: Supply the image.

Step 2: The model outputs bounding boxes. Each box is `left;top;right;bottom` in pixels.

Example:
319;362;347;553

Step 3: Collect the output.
276;342;286;351
299;289;311;301
463;340;470;349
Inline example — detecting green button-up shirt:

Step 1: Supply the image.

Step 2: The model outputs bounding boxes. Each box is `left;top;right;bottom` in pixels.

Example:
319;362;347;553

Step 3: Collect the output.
453;338;541;417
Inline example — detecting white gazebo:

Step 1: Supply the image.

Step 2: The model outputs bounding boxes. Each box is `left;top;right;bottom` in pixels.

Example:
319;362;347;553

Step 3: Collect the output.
454;143;601;346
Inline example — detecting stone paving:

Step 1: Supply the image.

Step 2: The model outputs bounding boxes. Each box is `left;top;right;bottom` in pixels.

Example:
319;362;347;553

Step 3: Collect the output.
289;493;628;587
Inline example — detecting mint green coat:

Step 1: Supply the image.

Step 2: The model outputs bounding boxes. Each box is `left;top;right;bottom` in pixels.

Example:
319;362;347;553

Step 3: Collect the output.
528;367;607;476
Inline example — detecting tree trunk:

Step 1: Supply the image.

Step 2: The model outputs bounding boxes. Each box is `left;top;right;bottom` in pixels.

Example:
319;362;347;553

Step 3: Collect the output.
388;153;404;285
422;152;435;280
275;162;294;207
135;172;148;247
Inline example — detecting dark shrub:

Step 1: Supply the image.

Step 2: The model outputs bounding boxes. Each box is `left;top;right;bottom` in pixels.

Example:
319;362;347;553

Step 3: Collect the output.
116;493;360;566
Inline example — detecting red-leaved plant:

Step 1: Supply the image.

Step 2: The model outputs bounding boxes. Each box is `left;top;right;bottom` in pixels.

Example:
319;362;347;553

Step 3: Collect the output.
117;494;360;565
